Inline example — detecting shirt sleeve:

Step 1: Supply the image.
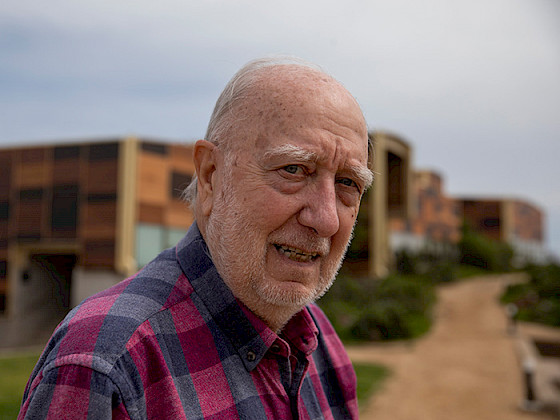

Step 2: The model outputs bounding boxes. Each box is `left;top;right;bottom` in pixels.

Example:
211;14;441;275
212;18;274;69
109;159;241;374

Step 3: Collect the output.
18;363;130;420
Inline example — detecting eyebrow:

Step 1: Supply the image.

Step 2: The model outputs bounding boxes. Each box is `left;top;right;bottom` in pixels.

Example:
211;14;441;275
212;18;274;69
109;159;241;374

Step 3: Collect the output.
263;144;374;189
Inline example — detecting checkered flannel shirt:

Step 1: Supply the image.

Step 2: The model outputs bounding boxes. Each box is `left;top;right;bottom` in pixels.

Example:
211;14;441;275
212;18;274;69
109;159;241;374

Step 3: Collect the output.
19;223;358;419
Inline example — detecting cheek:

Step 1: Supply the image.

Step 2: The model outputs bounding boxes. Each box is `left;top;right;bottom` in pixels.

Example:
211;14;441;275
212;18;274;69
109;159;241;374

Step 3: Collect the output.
248;188;301;224
335;207;359;240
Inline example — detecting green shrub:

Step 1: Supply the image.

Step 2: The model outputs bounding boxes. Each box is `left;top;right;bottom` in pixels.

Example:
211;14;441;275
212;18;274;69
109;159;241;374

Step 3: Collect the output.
320;274;435;341
395;246;459;284
501;263;560;327
459;223;513;272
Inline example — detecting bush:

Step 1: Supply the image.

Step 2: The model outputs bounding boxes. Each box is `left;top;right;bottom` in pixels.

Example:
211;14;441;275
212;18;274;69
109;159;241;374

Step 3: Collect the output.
501;263;560;327
459;223;513;272
395;248;457;283
320;274;435;341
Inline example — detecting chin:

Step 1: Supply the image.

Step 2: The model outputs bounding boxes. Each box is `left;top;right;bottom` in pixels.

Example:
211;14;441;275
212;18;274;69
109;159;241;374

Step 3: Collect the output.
254;275;334;309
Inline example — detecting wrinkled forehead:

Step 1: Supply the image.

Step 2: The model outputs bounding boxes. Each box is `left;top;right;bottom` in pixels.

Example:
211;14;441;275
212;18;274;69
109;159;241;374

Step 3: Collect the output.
231;65;368;155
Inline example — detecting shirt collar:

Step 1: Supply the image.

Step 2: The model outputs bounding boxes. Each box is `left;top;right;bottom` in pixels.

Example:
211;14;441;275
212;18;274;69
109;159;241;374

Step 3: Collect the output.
176;223;319;370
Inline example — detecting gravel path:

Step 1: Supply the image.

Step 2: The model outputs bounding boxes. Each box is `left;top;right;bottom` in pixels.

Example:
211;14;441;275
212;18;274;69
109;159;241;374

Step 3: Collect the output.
347;274;560;420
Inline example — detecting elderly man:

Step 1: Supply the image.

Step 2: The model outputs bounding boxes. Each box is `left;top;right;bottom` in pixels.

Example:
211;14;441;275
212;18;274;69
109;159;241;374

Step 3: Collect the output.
19;57;373;419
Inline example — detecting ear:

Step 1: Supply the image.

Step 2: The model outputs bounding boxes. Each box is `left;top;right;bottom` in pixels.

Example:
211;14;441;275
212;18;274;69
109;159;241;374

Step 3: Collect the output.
193;140;218;218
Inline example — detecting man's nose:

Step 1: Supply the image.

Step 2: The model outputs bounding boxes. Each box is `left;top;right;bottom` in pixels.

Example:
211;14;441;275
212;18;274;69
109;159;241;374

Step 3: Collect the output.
297;179;340;238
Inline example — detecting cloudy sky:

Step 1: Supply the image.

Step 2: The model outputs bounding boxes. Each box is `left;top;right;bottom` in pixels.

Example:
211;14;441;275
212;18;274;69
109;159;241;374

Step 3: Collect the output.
1;0;559;255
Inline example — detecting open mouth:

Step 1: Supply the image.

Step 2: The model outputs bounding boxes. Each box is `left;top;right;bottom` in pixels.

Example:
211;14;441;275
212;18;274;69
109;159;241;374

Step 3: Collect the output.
274;244;319;263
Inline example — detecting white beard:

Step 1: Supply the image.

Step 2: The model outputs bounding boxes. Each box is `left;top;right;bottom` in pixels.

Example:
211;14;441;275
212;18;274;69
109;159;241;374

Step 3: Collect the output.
204;175;350;312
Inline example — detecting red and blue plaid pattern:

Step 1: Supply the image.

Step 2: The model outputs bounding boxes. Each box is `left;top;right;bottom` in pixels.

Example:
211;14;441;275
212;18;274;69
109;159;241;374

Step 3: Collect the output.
19;224;358;419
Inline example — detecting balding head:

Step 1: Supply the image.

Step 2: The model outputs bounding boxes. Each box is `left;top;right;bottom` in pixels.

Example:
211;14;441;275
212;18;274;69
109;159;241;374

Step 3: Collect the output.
183;57;370;208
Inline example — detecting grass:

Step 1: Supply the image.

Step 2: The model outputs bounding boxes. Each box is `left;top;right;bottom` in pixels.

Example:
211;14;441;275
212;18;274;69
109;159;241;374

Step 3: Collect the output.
0;352;390;417
354;362;390;410
0;352;39;420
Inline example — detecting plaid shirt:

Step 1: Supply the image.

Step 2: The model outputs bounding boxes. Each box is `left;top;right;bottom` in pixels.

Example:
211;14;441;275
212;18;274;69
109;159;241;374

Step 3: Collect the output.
19;224;358;419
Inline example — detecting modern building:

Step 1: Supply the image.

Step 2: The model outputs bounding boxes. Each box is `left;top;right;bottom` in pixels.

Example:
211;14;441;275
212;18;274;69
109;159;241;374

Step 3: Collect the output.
0;137;195;346
363;132;547;274
367;131;414;278
0;132;548;346
458;197;546;264
389;170;462;253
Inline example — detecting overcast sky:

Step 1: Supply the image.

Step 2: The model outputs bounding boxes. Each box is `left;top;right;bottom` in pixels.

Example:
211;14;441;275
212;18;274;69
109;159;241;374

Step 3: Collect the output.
1;0;559;256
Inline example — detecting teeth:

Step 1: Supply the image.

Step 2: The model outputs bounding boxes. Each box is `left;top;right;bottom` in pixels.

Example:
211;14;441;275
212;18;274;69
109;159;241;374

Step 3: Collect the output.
277;245;318;262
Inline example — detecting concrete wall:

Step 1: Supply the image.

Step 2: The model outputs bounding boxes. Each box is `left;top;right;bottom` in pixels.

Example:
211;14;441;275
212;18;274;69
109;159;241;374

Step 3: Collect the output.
0;246;123;348
71;268;123;307
369;131;413;278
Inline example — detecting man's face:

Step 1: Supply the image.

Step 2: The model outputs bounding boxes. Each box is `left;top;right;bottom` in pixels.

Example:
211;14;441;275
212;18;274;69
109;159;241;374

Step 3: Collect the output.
204;70;371;322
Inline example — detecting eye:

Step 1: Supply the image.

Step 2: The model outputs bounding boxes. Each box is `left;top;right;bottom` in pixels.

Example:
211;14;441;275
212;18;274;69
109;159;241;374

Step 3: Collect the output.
336;177;359;190
282;165;302;175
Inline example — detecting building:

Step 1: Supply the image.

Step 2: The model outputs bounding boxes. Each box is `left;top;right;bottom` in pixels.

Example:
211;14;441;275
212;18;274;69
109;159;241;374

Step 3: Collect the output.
0;132;548;346
367;131;414;278
0;137;195;346
363;132;547;274
390;170;462;253
458;197;546;264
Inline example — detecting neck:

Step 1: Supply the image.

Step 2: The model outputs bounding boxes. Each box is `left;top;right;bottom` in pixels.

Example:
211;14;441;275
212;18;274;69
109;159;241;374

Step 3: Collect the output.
243;300;302;333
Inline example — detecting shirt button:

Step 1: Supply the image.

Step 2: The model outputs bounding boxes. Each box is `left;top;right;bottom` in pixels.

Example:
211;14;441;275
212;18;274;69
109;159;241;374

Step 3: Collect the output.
270;344;281;353
246;351;257;362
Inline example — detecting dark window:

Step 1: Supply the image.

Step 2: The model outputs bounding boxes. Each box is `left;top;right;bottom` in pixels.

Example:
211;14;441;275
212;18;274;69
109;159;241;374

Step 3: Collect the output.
54;145;81;160
483;218;500;228
171;172;192;199
20;189;43;200
0;154;11;194
52;185;78;233
141;142;168;155
387;152;404;211
88;143;119;161
87;193;117;203
0;201;8;220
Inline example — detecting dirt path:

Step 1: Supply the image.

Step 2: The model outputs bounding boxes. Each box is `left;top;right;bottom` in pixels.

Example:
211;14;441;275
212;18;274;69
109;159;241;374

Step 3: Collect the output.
347;274;560;420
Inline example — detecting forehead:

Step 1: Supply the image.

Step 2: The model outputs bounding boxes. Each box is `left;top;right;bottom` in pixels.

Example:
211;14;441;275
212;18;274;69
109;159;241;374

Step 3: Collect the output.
235;66;369;165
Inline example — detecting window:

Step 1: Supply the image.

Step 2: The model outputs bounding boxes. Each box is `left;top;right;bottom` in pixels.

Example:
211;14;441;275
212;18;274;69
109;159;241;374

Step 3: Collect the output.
141;142;168;155
136;224;165;267
387;152;404;212
54;145;81;160
88;142;119;161
52;185;78;235
20;189;43;200
171;172;192;199
0;201;8;220
483;218;500;228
